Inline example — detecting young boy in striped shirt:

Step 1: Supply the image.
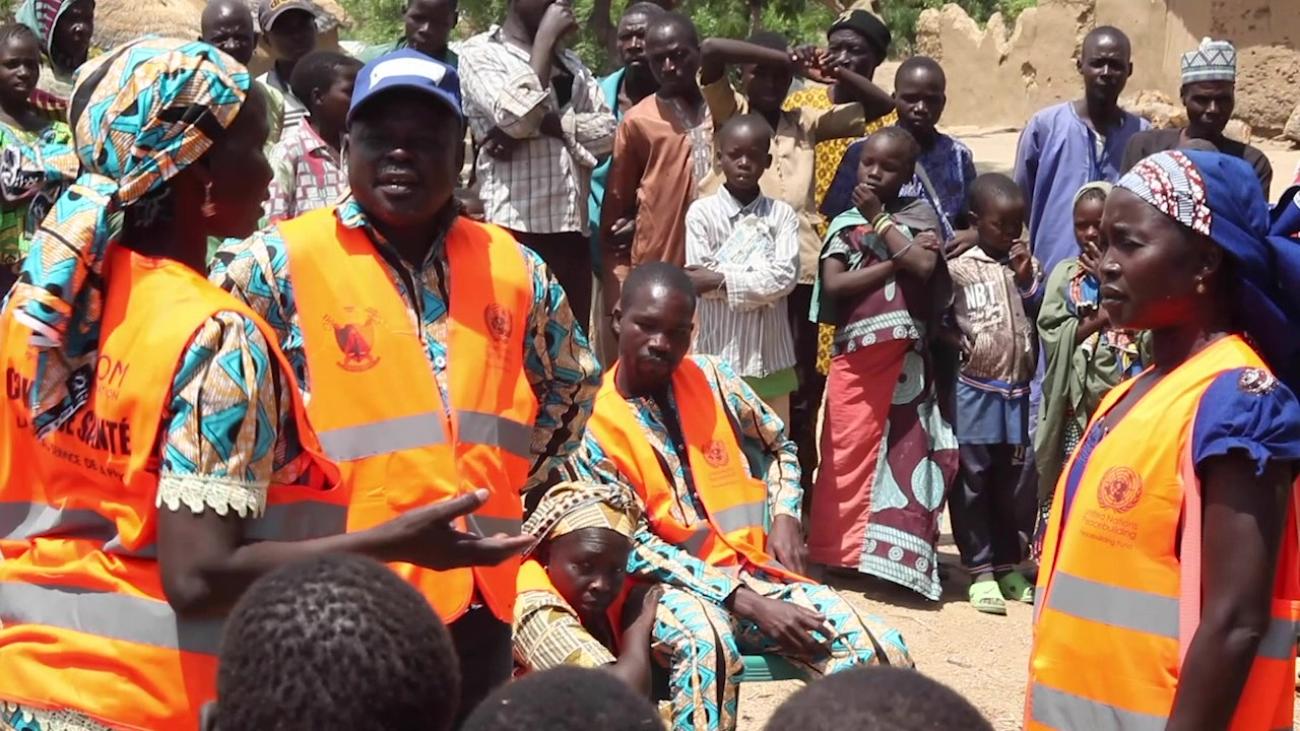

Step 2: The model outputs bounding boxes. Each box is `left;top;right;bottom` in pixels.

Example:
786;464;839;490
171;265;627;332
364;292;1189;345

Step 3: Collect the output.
684;114;800;421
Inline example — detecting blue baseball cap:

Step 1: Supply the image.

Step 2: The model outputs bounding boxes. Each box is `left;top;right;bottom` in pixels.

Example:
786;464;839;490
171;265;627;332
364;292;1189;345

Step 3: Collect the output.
348;49;463;125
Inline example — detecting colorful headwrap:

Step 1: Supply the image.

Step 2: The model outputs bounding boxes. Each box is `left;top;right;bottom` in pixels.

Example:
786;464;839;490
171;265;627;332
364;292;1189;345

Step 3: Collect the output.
1181;38;1237;85
1117;150;1300;391
9;38;251;436
1072;180;1113;207
521;482;642;558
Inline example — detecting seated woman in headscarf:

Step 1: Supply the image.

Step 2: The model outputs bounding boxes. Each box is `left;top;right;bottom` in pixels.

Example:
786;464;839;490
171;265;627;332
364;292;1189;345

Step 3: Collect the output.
1032;181;1149;555
515;482;661;694
14;0;94;119
0;38;527;731
1026;150;1300;731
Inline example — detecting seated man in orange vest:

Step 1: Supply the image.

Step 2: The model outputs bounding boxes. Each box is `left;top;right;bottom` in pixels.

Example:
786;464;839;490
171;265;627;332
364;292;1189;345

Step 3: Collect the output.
210;49;603;725
573;262;913;731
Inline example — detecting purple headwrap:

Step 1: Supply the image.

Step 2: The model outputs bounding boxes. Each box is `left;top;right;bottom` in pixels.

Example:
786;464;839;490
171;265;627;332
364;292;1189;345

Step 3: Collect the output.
1118;150;1300;391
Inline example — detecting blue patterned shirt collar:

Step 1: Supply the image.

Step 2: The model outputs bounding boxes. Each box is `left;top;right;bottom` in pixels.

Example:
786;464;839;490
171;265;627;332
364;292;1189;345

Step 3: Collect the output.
333;195;462;268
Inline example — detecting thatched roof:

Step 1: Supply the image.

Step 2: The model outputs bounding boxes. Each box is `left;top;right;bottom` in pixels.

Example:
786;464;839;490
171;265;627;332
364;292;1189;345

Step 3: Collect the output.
93;0;352;51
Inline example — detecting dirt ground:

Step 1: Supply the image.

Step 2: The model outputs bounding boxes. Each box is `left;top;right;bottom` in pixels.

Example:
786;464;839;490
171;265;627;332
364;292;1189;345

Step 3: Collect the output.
731;127;1300;731
735;525;1032;731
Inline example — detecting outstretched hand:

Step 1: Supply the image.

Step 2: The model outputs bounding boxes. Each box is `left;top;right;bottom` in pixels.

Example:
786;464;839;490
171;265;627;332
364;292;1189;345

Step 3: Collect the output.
380;489;533;570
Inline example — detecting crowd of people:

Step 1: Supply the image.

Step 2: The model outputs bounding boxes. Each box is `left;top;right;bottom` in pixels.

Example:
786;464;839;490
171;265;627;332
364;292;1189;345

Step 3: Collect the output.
1;0;1299;728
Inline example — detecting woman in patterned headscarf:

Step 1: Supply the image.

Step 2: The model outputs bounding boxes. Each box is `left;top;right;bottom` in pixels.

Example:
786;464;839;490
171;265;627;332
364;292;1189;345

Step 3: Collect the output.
14;0;94;118
1027;150;1300;730
0;38;528;731
515;482;661;693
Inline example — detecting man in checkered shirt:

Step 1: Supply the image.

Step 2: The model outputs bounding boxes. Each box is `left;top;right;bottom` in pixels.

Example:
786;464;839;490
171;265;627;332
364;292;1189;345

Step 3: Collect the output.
458;0;616;331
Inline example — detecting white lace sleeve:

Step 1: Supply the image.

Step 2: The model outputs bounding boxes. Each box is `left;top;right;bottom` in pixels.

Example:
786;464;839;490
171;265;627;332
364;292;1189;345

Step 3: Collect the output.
155;312;283;517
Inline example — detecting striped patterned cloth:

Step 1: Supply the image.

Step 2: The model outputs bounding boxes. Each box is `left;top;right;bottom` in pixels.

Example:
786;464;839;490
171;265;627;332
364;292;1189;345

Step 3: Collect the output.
684;188;800;380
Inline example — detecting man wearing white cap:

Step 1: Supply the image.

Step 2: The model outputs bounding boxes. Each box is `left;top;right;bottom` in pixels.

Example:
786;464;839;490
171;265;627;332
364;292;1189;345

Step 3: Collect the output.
1122;38;1272;194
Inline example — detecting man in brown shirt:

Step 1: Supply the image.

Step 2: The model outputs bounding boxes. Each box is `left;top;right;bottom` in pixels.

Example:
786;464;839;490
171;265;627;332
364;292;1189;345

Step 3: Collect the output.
600;13;715;318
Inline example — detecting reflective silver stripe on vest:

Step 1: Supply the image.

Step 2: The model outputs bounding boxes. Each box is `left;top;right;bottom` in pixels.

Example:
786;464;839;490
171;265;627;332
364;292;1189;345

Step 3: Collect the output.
1047;571;1179;639
0;581;223;655
103;536;158;559
711;502;766;533
0;502;117;542
243;501;349;542
457;410;532;460
681;528;711;555
1257;618;1299;660
465;514;523;537
675;502;765;556
2;503;157;557
318;412;447;461
1031;683;1166;731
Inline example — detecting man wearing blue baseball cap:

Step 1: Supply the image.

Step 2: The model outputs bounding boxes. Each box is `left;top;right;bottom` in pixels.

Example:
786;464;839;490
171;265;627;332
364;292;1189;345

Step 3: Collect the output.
211;49;602;724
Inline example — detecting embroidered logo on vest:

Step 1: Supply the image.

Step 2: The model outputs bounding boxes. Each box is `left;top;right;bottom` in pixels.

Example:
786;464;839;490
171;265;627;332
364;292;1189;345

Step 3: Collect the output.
1098;466;1142;513
703;439;729;468
1239;367;1277;394
325;307;382;372
485;303;512;342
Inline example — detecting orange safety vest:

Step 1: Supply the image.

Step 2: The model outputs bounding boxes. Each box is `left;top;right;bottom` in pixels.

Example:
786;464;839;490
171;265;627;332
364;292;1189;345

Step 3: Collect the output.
515;557;629;662
585;359;799;580
1028;335;1300;731
277;208;538;623
0;246;343;731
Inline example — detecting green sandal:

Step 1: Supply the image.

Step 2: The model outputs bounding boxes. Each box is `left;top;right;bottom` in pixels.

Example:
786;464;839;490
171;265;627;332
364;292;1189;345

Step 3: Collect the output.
969;579;1007;615
998;571;1036;604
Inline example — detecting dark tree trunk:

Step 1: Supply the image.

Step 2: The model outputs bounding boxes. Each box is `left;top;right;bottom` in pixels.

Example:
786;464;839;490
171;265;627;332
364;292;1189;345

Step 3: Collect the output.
588;0;618;73
747;0;764;34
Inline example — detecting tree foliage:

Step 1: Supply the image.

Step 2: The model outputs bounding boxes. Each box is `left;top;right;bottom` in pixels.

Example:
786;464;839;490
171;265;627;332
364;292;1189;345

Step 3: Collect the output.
338;0;1036;72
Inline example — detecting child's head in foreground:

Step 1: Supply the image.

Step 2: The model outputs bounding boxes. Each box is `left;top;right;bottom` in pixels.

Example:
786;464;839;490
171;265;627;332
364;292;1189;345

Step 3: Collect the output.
765;666;993;731
210;553;460;731
462;666;665;731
